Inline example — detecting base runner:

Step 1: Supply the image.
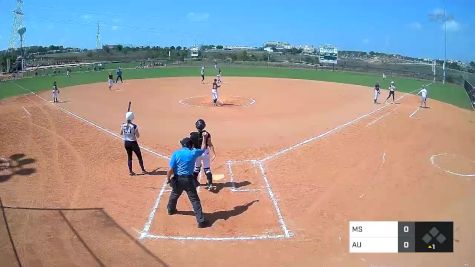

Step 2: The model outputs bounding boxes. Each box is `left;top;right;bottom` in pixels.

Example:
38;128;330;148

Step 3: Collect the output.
417;86;428;108
373;82;380;104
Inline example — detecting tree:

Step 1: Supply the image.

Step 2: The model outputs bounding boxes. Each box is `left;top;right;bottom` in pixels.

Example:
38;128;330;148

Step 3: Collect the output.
170;46;175;50
116;45;123;52
216;45;223;50
470;61;475;69
176;46;182;51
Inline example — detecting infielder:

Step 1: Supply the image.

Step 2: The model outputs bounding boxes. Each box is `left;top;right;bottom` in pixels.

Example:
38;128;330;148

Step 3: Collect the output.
211;78;219;106
108;72;114;90
191;119;217;191
116;67;123;83
52;81;60;103
120;111;147;176
200;65;205;83
417;86;428;108
385;81;396;103
373;82;380;104
216;74;222;88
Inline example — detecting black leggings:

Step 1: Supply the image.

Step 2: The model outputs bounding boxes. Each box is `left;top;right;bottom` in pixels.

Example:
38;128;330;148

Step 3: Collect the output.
386;91;395;101
124;141;145;172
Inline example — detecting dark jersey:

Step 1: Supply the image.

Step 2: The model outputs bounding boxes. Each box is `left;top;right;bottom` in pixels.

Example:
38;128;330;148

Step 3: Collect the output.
108;74;113;79
190;130;211;149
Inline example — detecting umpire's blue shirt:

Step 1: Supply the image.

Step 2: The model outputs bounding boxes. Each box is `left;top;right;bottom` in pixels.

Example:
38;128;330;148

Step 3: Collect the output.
170;148;205;176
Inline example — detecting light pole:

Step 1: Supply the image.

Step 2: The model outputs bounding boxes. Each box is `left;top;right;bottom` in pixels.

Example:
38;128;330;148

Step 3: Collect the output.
443;7;447;84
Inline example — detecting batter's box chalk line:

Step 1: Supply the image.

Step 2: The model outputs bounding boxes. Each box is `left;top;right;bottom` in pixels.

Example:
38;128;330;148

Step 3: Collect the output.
14;82;417;242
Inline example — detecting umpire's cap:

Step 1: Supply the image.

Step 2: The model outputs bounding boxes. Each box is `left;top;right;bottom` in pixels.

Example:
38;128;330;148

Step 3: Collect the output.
180;137;193;148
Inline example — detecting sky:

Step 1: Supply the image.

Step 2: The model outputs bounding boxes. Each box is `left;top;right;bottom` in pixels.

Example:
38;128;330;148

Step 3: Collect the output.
0;0;474;61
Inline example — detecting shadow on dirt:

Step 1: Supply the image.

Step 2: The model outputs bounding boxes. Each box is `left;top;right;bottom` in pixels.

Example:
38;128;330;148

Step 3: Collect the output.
0;154;36;182
175;200;259;226
199;180;252;193
0;201;169;266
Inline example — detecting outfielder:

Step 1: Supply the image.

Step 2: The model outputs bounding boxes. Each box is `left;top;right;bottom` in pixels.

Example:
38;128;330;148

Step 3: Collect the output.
120;111;147;176
417;86;428;108
385;81;396;103
211;78;219;106
191;119;217;191
52;81;60;103
373;82;380;104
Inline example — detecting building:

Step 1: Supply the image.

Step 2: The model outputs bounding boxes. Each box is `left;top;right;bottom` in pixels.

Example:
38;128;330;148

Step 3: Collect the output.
190;46;199;58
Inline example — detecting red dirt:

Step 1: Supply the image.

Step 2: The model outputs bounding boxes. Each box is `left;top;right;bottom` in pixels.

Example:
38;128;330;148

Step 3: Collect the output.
0;77;474;266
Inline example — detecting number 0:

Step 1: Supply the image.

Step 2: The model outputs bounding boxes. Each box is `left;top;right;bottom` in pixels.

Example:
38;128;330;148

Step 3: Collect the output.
404;226;409;232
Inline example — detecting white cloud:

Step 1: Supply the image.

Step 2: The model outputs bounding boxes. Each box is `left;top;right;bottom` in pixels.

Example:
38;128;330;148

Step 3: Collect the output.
112;18;122;23
111;25;119;31
362;38;370;44
81;14;93;21
409;22;422;30
444;20;461;32
186;12;210;22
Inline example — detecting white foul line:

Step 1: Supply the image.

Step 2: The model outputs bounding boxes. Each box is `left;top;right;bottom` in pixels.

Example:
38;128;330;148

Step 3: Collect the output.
13;82;170;160
261;89;417;162
22;106;31;116
409;107;420;118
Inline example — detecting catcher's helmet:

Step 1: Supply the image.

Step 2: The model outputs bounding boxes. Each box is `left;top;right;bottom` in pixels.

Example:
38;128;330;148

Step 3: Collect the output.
195;119;206;131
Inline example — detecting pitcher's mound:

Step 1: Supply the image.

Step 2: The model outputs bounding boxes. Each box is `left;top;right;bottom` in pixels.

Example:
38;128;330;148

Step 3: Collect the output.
179;96;255;107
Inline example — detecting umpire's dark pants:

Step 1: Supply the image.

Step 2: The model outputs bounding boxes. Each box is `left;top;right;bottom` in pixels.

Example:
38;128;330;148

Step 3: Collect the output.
167;175;205;224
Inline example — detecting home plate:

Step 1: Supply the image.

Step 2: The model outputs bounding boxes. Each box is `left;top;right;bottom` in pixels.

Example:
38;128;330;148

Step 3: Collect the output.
213;174;225;181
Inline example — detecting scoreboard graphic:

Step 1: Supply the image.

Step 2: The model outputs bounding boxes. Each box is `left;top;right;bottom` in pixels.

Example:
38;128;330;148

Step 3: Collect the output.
349;221;453;253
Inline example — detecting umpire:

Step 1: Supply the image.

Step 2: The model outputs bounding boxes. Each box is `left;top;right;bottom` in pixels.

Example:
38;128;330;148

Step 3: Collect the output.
167;133;210;228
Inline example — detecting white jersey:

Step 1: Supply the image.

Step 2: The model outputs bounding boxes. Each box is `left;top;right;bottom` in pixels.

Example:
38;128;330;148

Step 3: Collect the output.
121;123;138;141
418;88;428;98
389;85;396;92
201;67;204;75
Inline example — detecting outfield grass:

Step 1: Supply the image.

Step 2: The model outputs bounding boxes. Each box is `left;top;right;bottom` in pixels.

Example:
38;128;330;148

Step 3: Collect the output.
0;66;472;110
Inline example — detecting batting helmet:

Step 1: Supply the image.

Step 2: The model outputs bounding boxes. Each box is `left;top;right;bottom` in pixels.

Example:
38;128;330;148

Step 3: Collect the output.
126;112;135;121
195;119;206;131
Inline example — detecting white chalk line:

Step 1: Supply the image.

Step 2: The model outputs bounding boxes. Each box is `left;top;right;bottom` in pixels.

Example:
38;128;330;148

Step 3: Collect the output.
430;153;475;177
256;161;292;238
409;107;420;118
261;89;417;162
13;82;170;160
359;151;387;199
22;106;31;116
142;159;288;241
143;233;286;241
139;179;169;239
226;160;262;192
366;106;399;127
